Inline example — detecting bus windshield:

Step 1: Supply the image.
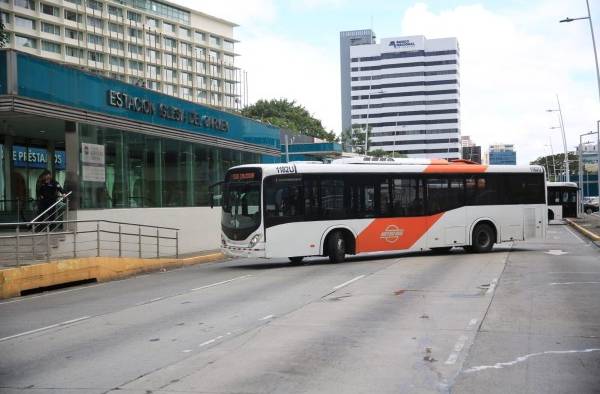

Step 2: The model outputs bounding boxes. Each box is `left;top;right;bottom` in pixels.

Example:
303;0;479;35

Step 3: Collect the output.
222;169;262;241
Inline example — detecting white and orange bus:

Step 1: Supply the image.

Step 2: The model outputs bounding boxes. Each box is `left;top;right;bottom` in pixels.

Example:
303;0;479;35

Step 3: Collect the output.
216;158;547;263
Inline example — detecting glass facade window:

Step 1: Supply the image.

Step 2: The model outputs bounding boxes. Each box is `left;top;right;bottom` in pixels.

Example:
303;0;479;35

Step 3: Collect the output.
65;29;82;41
41;3;59;16
129;60;143;72
147;80;160;91
64;10;82;23
223;54;234;66
15;15;36;30
41;40;61;53
196;75;206;88
181;87;192;99
87;16;103;30
109;39;124;51
147;49;160;62
163;22;175;34
127;10;142;22
163;53;176;66
66;46;83;57
108;22;124;34
209;49;219;61
197;90;207;102
129;28;143;39
180;72;191;85
87;33;103;46
88;50;104;62
64;0;82;4
194;46;205;58
196;60;206;74
78;129;259;209
180;57;191;70
145;33;157;47
147;64;159;78
108;5;123;18
194;31;205;43
0;12;9;24
164;36;176;50
87;0;102;11
15;34;37;48
209;35;221;47
179;42;191;56
146;17;158;28
110;56;125;67
41;22;60;35
180;27;190;38
164;83;174;95
223;40;234;51
14;0;35;10
128;43;143;55
164;68;177;82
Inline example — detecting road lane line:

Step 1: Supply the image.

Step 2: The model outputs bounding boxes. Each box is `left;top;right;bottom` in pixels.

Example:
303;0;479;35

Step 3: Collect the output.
199;339;216;347
486;278;498;295
464;349;600;373
564;225;586;244
468;318;478;328
190;275;251;291
0;316;90;342
549;272;600;274
445;335;469;365
332;275;365;291
550;281;600;285
259;314;274;321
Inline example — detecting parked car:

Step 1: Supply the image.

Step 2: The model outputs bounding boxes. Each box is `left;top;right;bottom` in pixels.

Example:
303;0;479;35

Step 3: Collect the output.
584;199;599;214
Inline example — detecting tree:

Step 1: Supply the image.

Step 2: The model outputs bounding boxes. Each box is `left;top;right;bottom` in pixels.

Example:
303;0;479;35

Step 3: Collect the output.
530;152;579;180
0;21;8;48
368;149;407;158
241;99;337;142
340;127;371;154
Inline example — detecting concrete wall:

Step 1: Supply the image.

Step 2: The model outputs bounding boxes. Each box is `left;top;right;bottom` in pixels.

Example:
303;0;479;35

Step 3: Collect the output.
75;207;222;255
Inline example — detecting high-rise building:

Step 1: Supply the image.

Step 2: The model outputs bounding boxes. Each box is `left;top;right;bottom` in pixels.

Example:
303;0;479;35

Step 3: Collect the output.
0;0;242;110
461;135;474;148
460;135;481;163
339;29;376;134
345;34;460;159
488;143;516;165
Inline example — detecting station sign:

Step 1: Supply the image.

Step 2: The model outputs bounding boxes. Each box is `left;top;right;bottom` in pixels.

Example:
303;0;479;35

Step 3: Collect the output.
12;146;66;170
107;90;229;132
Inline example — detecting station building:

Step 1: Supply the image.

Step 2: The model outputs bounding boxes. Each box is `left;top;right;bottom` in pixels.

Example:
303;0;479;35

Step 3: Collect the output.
0;49;282;252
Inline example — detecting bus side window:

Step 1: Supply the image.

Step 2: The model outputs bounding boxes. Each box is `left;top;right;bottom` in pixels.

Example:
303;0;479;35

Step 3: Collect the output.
321;178;345;219
392;177;423;216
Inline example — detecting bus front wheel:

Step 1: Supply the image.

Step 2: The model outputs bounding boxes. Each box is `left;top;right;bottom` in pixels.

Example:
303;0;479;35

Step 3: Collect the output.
327;231;346;263
471;223;495;253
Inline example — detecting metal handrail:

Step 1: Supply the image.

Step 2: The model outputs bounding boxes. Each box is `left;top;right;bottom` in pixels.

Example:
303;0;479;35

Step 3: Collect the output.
0;219;179;231
30;191;73;224
0;218;180;267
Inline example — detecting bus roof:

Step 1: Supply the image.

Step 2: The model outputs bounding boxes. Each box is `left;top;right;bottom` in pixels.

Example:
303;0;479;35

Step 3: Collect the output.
547;181;578;189
228;161;546;177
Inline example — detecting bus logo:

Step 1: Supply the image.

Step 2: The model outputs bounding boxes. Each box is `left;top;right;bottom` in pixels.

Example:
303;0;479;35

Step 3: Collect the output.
380;225;404;243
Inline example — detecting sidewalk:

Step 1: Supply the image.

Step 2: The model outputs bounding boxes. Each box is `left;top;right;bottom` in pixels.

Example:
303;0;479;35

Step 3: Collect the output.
566;213;600;245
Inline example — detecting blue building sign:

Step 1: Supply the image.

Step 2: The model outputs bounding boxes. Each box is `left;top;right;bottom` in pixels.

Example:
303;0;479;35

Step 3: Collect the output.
12;146;66;170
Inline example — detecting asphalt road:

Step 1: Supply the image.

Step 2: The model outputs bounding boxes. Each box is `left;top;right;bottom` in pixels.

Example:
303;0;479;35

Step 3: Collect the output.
0;224;599;393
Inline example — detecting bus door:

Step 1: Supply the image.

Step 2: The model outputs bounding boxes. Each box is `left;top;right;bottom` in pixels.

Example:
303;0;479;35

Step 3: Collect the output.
425;177;466;248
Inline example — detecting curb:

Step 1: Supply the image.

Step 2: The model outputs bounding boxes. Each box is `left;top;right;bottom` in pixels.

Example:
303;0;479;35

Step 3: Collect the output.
565;219;600;242
0;252;226;300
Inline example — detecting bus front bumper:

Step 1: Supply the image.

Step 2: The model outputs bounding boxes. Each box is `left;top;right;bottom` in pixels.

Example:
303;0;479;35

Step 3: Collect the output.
221;244;266;259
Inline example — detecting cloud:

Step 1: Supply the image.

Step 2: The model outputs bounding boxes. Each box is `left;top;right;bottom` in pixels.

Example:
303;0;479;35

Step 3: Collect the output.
172;0;277;25
236;32;341;133
399;2;600;164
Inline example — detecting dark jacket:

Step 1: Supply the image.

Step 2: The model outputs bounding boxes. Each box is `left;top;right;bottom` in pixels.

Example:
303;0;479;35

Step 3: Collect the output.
38;180;64;210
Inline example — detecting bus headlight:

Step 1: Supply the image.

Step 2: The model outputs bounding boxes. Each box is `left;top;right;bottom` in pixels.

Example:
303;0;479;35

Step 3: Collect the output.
249;234;262;248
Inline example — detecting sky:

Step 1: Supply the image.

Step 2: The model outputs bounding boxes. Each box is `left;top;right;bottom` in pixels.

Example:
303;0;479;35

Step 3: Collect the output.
172;0;600;165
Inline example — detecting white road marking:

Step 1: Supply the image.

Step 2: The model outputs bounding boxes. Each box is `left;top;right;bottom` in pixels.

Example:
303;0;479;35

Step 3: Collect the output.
0;316;90;342
564;226;586;244
199;339;216;347
182;349;192;353
550;282;600;286
463;349;600;373
332;275;365;291
445;335;469;365
486;278;498;295
545;250;568;256
190;275;252;291
259;314;274;321
468;318;478;328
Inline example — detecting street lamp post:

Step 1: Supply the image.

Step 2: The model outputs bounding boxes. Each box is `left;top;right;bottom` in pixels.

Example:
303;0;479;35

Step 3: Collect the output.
547;99;570;181
561;1;600;196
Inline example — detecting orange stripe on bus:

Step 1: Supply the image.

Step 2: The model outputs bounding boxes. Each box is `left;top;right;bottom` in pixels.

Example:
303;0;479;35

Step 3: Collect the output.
355;213;444;253
424;164;488;173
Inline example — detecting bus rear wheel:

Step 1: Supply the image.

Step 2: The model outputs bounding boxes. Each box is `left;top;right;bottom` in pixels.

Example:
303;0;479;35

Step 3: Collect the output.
471;223;495;253
326;231;346;263
288;256;304;264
